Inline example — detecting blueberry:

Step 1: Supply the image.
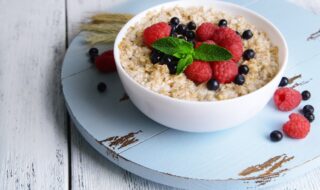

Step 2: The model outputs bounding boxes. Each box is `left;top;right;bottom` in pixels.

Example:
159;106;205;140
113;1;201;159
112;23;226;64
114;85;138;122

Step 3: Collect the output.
150;49;164;64
218;19;228;27
187;21;197;30
185;30;195;40
234;74;245;85
170;25;178;36
160;55;174;65
279;77;289;87
207;79;220;91
97;82;107;93
270;130;283;142
170;17;180;26
242;49;255;60
88;48;99;57
303;105;314;114
242;30;253;40
301;90;311;100
304;112;315;122
176;24;186;35
167;62;177;74
236;31;241;36
238;65;249;75
303;113;314;123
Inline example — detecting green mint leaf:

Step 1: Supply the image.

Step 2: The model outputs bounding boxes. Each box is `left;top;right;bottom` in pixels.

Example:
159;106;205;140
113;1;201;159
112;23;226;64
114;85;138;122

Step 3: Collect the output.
152;37;193;58
176;54;193;74
194;43;232;61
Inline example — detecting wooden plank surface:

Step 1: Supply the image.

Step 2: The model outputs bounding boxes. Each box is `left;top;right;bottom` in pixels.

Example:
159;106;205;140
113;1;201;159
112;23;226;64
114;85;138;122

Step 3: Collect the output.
0;0;68;190
66;0;320;190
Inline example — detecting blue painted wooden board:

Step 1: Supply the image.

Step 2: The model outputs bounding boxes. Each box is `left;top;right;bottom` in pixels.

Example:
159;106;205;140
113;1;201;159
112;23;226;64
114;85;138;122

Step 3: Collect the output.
61;0;320;189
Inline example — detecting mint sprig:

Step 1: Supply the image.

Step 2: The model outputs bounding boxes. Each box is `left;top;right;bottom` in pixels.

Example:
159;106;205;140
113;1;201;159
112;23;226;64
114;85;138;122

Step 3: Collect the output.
152;37;232;74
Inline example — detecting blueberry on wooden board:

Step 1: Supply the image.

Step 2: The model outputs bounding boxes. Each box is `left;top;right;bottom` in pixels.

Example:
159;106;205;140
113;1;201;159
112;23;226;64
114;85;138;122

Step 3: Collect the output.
97;82;107;93
279;77;289;87
270;130;283;142
301;90;311;100
88;47;99;57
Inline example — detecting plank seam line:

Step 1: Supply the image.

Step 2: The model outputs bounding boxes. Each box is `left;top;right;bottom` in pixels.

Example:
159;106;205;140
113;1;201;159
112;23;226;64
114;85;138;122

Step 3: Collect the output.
118;128;170;155
62;66;94;81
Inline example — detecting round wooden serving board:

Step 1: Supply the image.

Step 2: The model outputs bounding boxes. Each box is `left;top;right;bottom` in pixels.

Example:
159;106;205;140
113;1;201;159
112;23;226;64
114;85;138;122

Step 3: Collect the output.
61;1;320;189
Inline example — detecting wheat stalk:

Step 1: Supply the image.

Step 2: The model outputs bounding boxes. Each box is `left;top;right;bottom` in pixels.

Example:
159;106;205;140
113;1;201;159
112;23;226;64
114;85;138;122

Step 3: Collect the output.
90;13;133;23
86;33;118;45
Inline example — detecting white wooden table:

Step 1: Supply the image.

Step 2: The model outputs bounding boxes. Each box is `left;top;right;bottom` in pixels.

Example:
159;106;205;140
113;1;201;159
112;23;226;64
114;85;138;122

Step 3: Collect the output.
1;0;320;189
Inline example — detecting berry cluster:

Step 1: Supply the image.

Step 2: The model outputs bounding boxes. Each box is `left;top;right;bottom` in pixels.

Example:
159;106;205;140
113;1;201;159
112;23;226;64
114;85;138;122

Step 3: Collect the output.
143;17;257;91
270;77;315;141
87;47;117;93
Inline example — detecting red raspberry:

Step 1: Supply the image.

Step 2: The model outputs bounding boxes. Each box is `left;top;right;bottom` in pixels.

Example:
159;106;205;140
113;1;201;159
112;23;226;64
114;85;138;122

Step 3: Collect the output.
195;40;215;48
211;27;243;63
95;50;116;73
184;61;212;83
211;60;238;84
274;88;302;112
143;22;171;47
196;23;219;41
283;113;310;139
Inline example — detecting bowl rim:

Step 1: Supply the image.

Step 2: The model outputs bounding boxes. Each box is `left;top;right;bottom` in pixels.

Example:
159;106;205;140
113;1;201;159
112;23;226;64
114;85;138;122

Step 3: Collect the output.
114;0;288;105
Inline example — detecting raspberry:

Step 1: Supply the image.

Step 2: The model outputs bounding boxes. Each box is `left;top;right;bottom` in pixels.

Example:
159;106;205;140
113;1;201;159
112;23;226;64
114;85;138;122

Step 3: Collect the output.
94;50;116;73
274;88;302;112
184;61;212;83
195;40;215;48
143;22;171;47
196;23;219;41
211;27;243;63
283;113;310;139
211;60;238;84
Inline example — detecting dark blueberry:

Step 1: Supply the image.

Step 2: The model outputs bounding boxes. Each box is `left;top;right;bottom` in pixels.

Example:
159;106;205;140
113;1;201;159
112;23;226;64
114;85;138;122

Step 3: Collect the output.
270;130;283;142
207;79;220;91
185;30;195;40
218;19;228;27
238;65;249;75
236;31;241;36
234;74;245;85
304;112;315;122
242;49;255;60
303;105;314;114
301;90;311;100
186;21;197;30
97;82;107;93
167;62;177;74
242;30;254;40
150;49;164;64
170;25;178;36
279;77;289;87
160;55;174;65
176;24;187;35
88;47;99;57
170;17;180;26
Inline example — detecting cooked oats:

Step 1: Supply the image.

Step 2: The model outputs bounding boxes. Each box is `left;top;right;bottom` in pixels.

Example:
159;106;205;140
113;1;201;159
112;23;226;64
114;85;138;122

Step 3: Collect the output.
119;7;279;101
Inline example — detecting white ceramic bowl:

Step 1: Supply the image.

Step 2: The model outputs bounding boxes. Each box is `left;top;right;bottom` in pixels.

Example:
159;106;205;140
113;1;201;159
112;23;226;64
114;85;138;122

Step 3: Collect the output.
114;0;288;132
